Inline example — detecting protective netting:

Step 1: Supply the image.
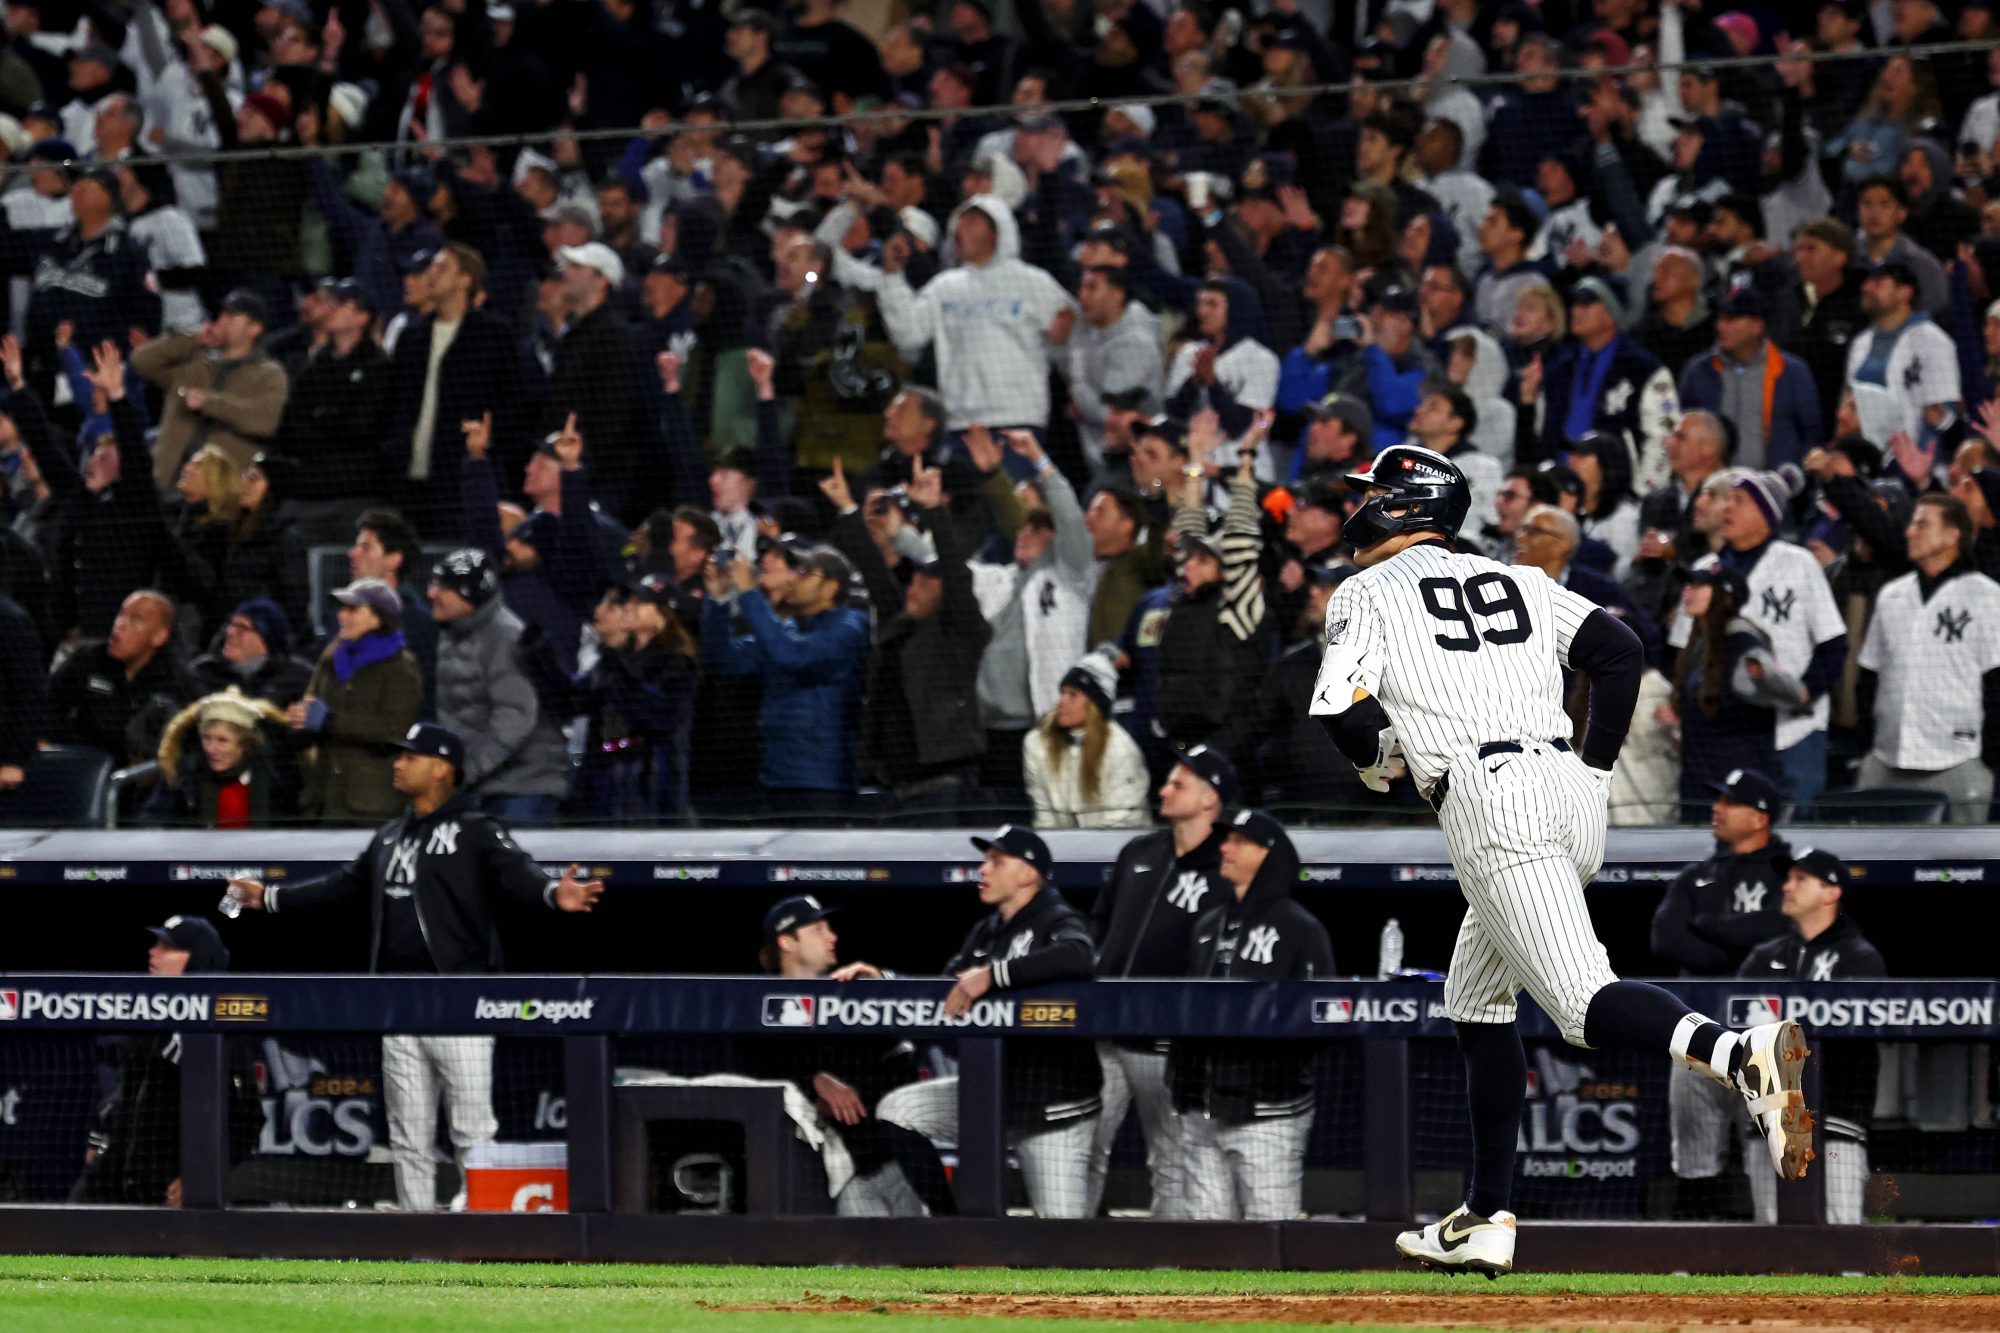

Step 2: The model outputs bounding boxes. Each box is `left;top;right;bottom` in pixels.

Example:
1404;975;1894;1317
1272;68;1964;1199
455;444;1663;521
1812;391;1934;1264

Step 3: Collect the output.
0;13;1993;829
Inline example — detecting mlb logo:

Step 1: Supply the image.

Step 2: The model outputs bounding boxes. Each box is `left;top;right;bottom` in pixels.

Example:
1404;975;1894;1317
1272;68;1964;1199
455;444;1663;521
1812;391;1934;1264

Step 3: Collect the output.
1727;995;1784;1027
0;990;17;1020
1312;998;1354;1024
762;995;815;1028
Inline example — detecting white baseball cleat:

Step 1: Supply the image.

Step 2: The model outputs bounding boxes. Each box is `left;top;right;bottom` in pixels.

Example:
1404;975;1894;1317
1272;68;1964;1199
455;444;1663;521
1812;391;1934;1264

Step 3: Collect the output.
1734;1019;1814;1179
1394;1204;1516;1278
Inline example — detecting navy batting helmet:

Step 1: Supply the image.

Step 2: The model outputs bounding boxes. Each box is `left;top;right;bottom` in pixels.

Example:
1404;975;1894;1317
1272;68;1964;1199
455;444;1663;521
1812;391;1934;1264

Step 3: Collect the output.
1342;444;1471;549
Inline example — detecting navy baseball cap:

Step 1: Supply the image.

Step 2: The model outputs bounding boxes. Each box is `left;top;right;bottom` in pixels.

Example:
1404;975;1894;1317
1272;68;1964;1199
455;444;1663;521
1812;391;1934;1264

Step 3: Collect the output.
1779;846;1847;890
395;722;465;771
1224;807;1287;850
327;276;376;315
1716;282;1772;321
971;825;1053;880
1687;553;1751;609
1869;258;1920;291
1709;767;1781;815
762;894;835;946
1174;744;1239;805
146;915;229;971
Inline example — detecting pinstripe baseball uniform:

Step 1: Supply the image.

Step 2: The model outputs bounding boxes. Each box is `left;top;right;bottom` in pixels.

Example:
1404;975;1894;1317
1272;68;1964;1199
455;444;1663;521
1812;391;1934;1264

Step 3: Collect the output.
1308;543;1620;1043
1856;565;2000;822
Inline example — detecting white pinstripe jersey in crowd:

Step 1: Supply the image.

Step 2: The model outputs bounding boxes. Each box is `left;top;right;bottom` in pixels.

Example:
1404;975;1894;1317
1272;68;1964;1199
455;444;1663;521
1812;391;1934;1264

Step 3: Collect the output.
1307;542;1600;794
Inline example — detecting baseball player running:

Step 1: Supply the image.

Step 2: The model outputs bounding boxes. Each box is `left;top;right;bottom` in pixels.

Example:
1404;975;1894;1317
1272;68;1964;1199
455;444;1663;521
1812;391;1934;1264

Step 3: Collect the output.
1308;445;1812;1277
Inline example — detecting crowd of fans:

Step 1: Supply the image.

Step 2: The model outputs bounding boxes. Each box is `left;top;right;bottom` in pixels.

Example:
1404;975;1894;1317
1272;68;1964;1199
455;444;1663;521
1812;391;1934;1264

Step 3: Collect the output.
0;0;1998;827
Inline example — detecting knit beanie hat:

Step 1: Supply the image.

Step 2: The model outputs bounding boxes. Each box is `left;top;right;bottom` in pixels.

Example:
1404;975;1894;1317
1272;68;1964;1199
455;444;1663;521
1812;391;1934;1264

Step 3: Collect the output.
1059;651;1118;720
1732;470;1789;533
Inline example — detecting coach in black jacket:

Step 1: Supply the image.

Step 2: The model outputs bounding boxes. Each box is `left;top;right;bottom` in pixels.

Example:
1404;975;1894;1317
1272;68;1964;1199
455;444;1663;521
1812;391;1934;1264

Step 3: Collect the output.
227;722;603;1212
1738;847;1884;1225
1650;769;1793;978
1172;809;1334;1221
855;826;1102;1217
1085;745;1235;1216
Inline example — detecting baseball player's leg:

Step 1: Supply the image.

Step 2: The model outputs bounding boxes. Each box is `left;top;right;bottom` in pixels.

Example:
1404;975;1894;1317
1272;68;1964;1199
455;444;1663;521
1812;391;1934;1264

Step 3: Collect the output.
1177;1113;1238;1220
1220;1111;1313;1221
876;1076;960;1143
1119;1046;1187;1219
1668;1062;1735;1180
1824;1133;1870;1223
836;1162;925;1216
381;1033;440;1210
1011;1114;1096;1218
1440;904;1529;1221
1743;1116;1777;1223
433;1035;499;1175
1084;1042;1133;1216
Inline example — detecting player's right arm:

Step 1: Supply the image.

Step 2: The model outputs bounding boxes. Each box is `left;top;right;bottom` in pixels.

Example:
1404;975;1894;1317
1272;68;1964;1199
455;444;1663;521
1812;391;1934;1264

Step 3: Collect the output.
1308;579;1396;773
1550;581;1644;773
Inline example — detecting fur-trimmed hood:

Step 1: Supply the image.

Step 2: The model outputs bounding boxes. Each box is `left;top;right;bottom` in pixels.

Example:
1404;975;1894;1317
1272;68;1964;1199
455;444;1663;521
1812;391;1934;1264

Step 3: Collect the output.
157;688;289;786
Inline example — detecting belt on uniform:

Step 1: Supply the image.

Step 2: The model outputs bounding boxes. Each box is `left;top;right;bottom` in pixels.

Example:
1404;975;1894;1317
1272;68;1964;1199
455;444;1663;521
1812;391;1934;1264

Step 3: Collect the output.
1427;738;1572;814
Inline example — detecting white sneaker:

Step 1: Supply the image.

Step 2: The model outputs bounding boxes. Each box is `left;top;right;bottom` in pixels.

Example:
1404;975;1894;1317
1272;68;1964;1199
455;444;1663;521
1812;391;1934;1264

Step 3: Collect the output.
1394;1204;1516;1278
1734;1019;1814;1180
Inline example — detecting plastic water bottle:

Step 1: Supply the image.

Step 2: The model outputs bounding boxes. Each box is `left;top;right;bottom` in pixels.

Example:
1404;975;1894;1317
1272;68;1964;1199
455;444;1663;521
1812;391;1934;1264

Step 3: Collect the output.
1378;918;1403;979
217;882;244;920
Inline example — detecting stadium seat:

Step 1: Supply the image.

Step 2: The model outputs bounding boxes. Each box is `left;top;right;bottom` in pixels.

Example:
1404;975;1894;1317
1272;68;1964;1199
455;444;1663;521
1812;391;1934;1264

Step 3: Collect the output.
1807;787;1952;826
0;746;114;828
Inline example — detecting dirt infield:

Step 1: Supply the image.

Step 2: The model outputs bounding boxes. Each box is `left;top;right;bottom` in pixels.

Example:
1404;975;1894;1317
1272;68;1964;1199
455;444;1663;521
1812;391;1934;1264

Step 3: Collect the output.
721;1291;2000;1331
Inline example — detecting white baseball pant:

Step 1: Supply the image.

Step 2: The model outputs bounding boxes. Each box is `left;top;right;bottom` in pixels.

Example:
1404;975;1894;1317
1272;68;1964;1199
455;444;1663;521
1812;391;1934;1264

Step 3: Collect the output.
876;1075;1098;1218
1178;1110;1313;1221
1085;1042;1186;1218
1669;1060;1741;1178
1746;1126;1869;1223
1436;743;1619;1047
380;1033;498;1211
835;1162;927;1216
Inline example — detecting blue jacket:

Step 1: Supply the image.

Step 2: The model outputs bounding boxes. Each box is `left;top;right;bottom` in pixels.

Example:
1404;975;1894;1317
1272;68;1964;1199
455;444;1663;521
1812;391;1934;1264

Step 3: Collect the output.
1676;343;1823;472
1532;334;1668;466
701;593;870;791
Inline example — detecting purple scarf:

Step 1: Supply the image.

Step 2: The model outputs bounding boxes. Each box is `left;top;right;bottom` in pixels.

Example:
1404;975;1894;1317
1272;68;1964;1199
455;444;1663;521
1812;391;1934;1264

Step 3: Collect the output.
330;630;407;684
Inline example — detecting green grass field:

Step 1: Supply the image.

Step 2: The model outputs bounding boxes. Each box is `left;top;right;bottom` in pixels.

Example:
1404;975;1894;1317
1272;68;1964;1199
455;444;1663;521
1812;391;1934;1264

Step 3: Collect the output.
0;1258;1993;1333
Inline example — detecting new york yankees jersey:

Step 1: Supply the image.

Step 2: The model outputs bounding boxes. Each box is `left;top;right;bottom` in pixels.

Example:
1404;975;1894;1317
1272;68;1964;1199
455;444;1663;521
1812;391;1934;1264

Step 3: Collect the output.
1669;540;1844;750
1857;566;2000;770
1308;542;1599;793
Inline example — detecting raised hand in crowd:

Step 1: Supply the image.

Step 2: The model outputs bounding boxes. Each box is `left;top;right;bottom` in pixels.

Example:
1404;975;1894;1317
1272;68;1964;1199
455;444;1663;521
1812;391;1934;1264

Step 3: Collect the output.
1002;428;1046;467
85;342;126;400
962;422;1002;474
0;333;24;392
906;456;943;510
820;456;856;512
462;411;493;461
552;412;584;470
747;348;776;401
881;234;912;276
656;350;681;395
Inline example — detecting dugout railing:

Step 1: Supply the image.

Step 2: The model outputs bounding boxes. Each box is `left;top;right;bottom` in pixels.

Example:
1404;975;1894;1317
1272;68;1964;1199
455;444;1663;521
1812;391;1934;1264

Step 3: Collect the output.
0;974;1992;1274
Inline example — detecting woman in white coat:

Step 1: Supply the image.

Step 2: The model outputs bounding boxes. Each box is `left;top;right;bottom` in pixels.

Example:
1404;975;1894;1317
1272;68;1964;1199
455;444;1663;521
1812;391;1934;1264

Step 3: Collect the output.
1023;653;1150;829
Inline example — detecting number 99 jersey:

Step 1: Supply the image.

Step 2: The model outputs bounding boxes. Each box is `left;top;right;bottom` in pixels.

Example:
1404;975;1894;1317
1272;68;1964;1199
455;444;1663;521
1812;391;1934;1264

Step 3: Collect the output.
1308;542;1604;797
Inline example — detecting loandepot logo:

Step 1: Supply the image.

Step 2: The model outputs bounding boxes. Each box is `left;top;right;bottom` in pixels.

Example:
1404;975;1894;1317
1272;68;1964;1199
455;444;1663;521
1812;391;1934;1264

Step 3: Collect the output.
760;993;1017;1028
472;998;597;1025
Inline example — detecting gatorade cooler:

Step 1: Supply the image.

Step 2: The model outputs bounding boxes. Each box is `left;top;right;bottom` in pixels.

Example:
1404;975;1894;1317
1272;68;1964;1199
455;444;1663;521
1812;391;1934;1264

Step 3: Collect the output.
463;1142;569;1212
